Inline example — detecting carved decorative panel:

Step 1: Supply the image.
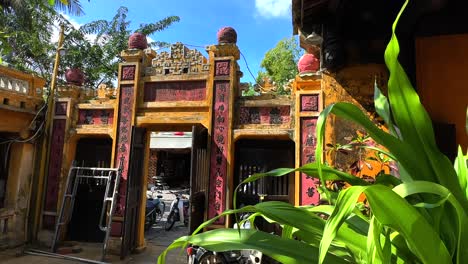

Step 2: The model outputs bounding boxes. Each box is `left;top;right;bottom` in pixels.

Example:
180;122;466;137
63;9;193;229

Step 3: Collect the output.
300;117;320;205
114;85;134;220
121;65;136;81
215;60;230;76
239;106;290;125
43;118;67;227
146;43;209;76
143;81;206;102
77;109;114;125
300;94;319;112
55;102;68;116
208;81;230;224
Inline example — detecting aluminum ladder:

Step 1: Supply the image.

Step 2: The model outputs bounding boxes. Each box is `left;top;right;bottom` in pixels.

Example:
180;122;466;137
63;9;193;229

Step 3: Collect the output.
51;164;122;261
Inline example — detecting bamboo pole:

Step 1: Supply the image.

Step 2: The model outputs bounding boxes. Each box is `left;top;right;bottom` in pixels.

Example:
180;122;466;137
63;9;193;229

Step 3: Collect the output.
32;24;65;238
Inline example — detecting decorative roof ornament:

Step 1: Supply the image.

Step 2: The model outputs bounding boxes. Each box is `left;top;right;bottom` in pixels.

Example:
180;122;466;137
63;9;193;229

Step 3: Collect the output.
65;68;84;86
217;27;237;44
297;53;320;74
128;32;148;50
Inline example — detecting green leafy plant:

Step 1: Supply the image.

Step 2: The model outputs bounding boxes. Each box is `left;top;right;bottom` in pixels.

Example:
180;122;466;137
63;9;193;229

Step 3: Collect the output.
158;1;468;263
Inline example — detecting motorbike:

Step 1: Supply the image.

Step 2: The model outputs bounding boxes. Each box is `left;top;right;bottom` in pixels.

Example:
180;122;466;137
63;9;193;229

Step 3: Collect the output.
186;213;263;264
164;190;189;231
145;188;165;231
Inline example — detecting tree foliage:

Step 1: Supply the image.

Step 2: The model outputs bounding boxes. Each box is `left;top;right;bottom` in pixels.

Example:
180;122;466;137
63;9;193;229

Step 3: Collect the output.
1;3;179;88
0;1;60;74
73;6;179;87
257;37;301;89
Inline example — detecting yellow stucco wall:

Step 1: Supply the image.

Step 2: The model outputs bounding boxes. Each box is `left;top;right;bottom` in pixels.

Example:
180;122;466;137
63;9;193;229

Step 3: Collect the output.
0;142;34;246
416;34;468;150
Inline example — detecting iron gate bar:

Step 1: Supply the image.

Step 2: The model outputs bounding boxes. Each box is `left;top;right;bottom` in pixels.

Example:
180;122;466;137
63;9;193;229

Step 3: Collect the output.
51;165;122;262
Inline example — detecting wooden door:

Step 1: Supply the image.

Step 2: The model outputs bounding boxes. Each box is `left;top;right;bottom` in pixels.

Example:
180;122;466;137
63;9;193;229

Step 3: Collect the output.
189;125;208;234
121;127;145;259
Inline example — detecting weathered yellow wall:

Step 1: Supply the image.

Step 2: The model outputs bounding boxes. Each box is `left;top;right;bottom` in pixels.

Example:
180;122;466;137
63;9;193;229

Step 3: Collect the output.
1;142;34;246
0;109;34;134
416;34;468;150
0;66;44;246
322;64;388;170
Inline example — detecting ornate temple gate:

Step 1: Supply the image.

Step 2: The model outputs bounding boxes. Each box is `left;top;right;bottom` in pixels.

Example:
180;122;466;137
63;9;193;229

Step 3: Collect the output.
111;36;243;252
40;27;328;257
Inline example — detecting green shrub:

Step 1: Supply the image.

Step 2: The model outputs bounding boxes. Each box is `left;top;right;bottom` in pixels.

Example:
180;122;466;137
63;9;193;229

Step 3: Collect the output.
158;1;468;263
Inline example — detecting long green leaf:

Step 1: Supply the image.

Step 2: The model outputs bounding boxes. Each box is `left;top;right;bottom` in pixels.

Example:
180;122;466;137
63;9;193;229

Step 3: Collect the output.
242;164;369;186
157;229;350;264
365;184;452;263
392;181;468;263
316;102;418;183
319;186;366;264
234;163;370;211
301;205;369;259
367;216;381;264
454;146;468;198
374;79;395;136
384;0;468;212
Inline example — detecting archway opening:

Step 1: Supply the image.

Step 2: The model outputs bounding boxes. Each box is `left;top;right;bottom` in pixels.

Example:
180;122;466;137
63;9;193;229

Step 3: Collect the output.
67;137;112;242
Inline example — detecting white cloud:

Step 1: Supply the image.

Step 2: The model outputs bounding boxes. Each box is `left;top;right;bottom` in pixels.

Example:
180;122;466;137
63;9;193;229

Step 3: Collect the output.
255;0;291;18
51;14;80;42
51;13;99;43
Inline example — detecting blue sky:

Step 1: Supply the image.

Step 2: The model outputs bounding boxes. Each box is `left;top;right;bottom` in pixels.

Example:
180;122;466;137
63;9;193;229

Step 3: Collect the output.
68;0;296;83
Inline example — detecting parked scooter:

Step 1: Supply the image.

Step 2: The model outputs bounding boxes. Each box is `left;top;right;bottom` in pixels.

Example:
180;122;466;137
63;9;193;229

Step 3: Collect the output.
145;188;165;230
164;190;189;231
186;213;263;264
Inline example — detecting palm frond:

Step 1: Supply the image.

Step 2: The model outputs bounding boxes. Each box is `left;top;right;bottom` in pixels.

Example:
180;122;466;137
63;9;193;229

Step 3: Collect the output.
51;0;84;16
137;15;180;35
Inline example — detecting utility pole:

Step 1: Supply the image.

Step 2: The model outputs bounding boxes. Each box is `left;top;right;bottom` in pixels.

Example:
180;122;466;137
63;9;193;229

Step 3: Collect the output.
31;24;65;239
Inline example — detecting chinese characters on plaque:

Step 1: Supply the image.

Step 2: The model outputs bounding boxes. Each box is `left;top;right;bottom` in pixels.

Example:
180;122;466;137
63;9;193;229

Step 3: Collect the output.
143;81;206;102
208;81;230;224
300;117;320;205
114;85;134;218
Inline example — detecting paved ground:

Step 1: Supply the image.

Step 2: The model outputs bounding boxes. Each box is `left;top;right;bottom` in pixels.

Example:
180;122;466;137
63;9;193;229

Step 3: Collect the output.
0;190;189;264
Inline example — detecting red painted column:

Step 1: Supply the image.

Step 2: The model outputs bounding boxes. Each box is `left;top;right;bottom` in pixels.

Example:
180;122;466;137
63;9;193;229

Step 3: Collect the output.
42;101;68;229
299;93;322;205
111;63;137;236
300;117;320;205
208;80;230;224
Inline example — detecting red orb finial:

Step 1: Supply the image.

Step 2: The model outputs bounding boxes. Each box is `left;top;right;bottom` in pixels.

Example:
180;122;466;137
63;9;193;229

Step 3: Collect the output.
297;53;320;73
217;27;237;44
128;32;148;49
65;68;84;86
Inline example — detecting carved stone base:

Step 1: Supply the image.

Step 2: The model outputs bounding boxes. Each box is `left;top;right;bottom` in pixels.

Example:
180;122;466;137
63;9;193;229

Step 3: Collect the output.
106;236;123;256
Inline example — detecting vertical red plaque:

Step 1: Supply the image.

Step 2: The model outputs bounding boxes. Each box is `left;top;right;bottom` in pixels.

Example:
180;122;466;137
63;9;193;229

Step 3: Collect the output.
208;81;230;224
113;85;134;231
300;117;320;205
43;106;67;228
